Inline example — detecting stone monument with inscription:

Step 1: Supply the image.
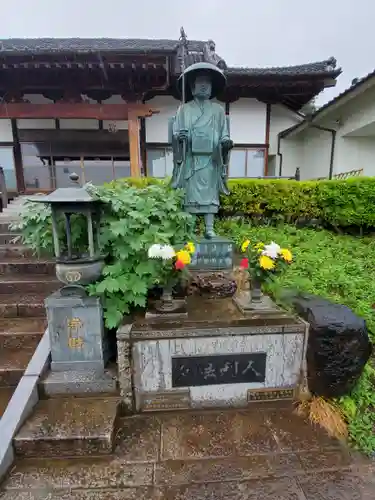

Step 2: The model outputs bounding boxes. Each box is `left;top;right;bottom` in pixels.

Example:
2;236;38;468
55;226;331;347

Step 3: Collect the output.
117;297;309;412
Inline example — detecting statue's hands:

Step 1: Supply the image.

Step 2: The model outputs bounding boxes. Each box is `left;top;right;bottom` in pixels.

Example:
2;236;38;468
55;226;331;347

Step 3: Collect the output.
178;129;188;141
221;138;234;151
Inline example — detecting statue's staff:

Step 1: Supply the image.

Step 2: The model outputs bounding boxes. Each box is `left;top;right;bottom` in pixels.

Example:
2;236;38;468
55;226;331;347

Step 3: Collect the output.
178;27;189;165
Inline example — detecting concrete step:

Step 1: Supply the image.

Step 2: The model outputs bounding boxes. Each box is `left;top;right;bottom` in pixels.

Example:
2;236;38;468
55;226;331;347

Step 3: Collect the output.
0;318;46;350
0;456;154;494
0;245;34;259
0;259;55;275
0;275;60;294
0;293;46;318
14;397;120;458
0;347;35;386
0;222;20;232
0;386;14;418
0;233;21;245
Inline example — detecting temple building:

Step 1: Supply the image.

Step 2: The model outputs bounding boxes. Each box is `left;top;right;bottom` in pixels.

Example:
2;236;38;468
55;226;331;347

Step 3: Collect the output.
0;34;341;196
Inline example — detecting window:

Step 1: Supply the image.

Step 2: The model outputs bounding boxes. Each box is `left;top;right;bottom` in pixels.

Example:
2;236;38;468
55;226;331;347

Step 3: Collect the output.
147;148;174;178
146;146;266;178
228;148;265;178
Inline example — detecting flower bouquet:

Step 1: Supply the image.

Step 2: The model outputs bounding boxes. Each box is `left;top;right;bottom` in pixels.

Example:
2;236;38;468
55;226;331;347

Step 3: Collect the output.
239;239;292;302
147;242;195;312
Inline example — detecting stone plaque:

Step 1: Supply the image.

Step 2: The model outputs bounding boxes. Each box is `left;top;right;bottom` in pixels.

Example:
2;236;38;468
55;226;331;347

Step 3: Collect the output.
190;237;233;271
45;291;109;372
141;390;191;411
247;387;294;402
172;353;266;388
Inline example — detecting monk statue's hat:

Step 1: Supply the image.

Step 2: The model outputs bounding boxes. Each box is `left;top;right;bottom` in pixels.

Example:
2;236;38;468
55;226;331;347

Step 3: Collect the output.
177;62;227;102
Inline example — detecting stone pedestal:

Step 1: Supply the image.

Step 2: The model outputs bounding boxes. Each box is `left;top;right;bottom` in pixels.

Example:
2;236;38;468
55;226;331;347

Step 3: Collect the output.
45;290;109;373
233;291;287;316
116;297;309;412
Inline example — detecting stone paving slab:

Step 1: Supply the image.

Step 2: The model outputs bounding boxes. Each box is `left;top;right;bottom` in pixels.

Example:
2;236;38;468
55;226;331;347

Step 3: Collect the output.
1;407;374;499
14;397;120;458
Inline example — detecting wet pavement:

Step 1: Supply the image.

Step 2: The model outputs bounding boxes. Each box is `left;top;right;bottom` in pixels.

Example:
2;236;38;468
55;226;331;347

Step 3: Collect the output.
1;404;374;499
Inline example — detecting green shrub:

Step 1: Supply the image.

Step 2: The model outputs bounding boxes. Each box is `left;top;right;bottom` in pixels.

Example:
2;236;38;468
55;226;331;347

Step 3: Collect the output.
224;177;375;228
110;176;375;228
15;181;193;328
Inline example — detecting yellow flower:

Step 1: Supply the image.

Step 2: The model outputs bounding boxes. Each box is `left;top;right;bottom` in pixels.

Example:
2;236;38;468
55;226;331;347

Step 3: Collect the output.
175;249;191;265
280;248;292;262
255;242;264;253
241;239;251;252
185;241;196;254
259;255;275;270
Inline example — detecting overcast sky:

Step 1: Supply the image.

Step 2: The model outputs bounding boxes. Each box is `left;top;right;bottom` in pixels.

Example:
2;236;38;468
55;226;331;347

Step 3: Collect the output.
1;0;373;105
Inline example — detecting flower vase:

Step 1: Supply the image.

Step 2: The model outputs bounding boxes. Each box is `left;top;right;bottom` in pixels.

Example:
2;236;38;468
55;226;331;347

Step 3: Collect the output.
155;281;180;313
250;277;262;303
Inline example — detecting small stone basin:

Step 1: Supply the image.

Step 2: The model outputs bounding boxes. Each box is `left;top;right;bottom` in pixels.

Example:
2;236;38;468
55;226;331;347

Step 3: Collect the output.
55;259;105;286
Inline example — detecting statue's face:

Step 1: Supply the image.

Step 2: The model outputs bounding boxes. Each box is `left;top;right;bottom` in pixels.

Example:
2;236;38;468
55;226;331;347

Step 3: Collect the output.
192;75;212;100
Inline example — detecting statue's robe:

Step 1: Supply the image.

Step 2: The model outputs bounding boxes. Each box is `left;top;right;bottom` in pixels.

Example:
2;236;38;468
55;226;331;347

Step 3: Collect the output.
171;100;230;214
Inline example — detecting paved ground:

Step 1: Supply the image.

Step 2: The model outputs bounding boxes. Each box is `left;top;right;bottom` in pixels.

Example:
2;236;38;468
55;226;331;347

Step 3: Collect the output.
1;404;374;499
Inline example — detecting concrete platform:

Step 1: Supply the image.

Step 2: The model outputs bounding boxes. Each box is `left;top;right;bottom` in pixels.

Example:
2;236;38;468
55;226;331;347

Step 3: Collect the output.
1;405;374;499
13;397;120;458
41;369;118;396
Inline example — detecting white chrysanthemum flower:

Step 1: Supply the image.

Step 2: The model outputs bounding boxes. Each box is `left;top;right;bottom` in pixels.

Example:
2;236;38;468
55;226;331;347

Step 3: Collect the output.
148;244;175;260
262;241;281;260
159;245;176;260
148;244;163;258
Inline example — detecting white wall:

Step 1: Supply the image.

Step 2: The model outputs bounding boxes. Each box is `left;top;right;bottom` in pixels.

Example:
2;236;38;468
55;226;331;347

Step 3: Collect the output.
229;98;266;144
145;96;268;145
279;138;303;178
269;105;301;155
145;96;179;143
284;82;375;178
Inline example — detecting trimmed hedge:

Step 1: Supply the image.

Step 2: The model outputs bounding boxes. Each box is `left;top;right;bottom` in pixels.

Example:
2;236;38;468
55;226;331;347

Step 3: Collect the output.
116;177;375;228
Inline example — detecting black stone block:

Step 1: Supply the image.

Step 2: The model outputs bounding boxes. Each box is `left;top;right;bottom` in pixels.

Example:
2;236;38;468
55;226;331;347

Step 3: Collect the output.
288;292;372;398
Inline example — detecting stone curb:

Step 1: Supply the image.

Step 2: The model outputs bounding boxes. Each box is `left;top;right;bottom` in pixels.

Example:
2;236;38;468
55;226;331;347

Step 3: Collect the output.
0;329;50;481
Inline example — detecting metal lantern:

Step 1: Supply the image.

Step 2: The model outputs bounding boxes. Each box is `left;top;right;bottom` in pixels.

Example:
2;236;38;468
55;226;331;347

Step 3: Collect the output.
31;181;104;291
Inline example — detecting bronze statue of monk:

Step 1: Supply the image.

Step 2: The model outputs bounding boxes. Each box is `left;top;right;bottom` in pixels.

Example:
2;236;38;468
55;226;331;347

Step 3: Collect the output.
171;62;233;238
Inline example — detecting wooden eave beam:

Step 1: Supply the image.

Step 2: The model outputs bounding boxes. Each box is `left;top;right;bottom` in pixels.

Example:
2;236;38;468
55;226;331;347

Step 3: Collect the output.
0;102;158;119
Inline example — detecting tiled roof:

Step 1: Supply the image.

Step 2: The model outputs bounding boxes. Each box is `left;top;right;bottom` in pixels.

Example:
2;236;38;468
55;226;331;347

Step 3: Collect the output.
0;37;340;82
226;58;340;77
280;68;375;137
0;37;205;54
309;68;375;115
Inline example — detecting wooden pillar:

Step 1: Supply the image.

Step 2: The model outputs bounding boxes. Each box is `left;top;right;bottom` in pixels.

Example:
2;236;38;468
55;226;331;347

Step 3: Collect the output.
11;119;25;193
128;112;141;178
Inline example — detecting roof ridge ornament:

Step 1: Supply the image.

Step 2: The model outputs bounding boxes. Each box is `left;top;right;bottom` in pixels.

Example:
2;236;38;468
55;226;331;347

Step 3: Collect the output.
203;40;227;70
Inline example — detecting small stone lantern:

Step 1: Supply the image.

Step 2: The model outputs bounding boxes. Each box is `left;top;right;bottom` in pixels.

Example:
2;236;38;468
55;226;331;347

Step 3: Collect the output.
31;177;110;378
33;179;104;291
